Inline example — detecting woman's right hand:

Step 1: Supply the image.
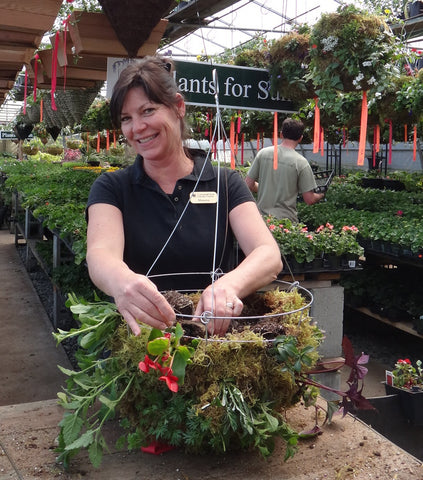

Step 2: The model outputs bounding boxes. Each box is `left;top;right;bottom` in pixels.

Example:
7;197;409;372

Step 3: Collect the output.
113;273;176;335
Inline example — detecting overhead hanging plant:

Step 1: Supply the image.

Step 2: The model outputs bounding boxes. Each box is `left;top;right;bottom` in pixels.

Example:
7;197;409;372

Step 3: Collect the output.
307;4;400;103
268;28;316;102
80;98;114;133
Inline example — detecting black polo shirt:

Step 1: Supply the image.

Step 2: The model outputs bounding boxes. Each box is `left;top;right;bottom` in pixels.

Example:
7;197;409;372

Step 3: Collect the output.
87;150;254;290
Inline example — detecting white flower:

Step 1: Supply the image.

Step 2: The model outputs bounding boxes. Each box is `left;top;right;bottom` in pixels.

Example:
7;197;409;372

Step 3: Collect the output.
367;76;377;85
362;61;372;67
321;36;338;52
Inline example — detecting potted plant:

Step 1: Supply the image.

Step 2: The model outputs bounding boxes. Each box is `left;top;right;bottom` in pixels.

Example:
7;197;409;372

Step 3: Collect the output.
385;358;423;425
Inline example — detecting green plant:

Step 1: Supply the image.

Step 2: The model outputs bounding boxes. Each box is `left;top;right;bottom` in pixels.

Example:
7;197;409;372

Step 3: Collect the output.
265;217;364;262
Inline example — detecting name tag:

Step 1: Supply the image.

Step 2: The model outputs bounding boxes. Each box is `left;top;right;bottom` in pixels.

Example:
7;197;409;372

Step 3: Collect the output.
189;191;218;204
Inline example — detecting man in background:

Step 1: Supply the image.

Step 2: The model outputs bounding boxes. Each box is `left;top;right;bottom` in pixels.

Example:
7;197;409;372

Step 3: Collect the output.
245;117;325;223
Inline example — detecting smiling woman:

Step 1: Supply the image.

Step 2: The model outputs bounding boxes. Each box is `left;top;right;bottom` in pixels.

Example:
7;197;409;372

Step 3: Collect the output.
85;55;282;338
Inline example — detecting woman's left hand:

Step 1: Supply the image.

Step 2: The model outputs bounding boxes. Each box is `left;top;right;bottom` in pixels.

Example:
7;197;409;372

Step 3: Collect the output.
193;284;243;336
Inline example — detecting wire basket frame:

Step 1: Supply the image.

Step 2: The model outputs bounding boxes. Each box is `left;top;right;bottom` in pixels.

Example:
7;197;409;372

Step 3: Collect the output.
148;272;314;343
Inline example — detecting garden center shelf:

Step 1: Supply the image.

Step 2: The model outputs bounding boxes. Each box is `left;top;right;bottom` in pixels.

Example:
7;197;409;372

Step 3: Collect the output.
12;194;75;328
346;305;423;341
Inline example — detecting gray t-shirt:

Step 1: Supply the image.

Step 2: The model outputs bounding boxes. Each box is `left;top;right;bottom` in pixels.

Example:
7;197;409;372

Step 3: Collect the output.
247;145;317;222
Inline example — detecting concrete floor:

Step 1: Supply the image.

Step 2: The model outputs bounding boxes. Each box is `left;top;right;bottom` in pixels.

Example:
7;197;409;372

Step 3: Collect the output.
0;228;71;406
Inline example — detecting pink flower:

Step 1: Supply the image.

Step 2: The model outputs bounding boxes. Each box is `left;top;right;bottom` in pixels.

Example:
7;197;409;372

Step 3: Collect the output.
396;210;403;216
269;224;276;231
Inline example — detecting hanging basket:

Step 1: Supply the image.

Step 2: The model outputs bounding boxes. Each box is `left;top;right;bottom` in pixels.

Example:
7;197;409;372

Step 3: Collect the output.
309;5;395;96
148;273;314;342
97;0;173;57
55;276;321;465
13;123;33;141
268;32;315;102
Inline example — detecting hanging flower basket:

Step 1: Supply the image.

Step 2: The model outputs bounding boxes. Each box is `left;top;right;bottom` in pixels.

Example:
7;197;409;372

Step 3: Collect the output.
22;145;39;156
53;279;324;468
308;5;396;101
269;31;315;102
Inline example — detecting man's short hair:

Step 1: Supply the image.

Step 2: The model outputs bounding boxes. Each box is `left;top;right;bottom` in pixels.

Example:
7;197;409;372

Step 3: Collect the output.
281;118;305;141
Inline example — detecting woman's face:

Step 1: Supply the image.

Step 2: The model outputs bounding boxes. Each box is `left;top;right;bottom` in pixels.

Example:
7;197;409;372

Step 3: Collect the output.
120;86;185;162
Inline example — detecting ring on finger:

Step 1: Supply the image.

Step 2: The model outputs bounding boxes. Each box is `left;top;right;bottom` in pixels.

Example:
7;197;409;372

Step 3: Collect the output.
226;302;234;309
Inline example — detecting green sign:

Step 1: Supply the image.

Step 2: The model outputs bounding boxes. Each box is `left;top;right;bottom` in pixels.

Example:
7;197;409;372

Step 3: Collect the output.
107;58;295;113
174;60;295;113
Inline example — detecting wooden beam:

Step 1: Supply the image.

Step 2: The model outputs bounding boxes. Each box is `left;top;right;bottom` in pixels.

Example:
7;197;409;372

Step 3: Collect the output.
0;80;14;89
0;0;62;33
0;30;42;49
64;67;107;82
0;46;34;65
35;78;101;90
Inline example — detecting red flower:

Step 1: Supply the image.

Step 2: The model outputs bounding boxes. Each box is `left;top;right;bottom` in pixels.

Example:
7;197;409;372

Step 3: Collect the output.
396;210;403;216
159;373;179;392
139;355;159;373
312;44;317;49
398;358;411;364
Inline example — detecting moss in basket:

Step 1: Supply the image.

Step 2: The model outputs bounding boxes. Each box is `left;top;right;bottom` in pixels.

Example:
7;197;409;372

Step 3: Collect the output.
54;289;323;468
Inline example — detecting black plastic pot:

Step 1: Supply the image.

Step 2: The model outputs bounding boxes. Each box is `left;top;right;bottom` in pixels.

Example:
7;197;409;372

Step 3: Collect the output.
385;383;423;426
361;177;384;189
13;123;33;141
382;179;405;191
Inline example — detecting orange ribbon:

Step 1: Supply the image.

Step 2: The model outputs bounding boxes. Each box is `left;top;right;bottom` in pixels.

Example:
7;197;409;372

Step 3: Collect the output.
357;91;368;166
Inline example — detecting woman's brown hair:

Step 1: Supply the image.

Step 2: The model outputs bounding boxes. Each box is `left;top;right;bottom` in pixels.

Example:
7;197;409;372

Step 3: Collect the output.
110;56;188;139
